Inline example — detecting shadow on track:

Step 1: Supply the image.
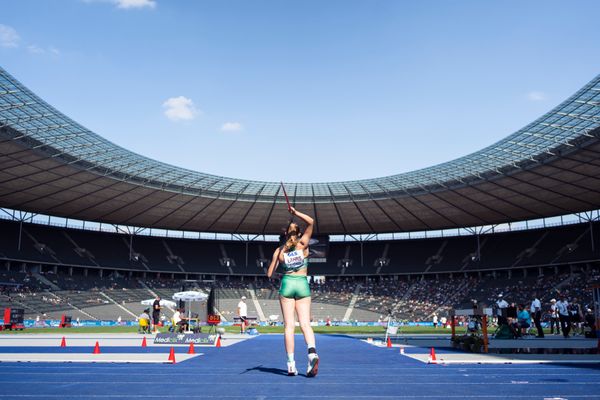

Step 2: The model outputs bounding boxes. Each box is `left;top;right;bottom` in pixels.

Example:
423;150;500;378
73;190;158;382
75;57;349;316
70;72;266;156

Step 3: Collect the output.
242;365;289;376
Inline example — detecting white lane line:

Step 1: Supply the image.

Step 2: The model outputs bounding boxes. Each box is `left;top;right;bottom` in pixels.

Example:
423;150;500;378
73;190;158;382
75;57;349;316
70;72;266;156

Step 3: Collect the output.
0;396;599;399
0;353;202;363
3;381;600;385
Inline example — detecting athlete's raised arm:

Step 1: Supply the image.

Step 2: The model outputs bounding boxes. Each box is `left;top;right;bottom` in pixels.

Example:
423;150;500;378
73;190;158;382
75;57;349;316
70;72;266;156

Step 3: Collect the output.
289;207;313;248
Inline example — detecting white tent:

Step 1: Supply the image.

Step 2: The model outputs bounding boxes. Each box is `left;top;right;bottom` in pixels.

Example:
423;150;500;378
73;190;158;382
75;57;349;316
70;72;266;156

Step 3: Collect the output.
172;291;209;324
172;291;209;302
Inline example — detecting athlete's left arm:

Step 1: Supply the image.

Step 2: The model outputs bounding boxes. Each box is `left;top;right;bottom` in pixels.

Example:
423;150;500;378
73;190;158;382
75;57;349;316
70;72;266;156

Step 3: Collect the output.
267;247;281;278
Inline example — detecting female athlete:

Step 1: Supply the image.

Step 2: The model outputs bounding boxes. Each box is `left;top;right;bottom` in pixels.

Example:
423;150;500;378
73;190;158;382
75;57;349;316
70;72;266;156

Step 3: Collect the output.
267;206;319;377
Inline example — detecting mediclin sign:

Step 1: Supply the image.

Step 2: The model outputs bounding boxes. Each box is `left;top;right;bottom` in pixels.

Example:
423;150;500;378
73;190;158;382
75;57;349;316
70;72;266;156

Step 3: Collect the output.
154;333;217;345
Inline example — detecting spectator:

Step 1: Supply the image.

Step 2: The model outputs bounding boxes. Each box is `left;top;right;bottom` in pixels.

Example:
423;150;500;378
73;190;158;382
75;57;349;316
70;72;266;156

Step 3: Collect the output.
530;293;544;338
584;309;596;338
496;294;509;325
152;295;162;332
238;296;248;334
138;309;151;334
569;297;584;336
440;316;447;328
172;308;188;333
556;295;571;338
517;304;531;336
549;299;561;335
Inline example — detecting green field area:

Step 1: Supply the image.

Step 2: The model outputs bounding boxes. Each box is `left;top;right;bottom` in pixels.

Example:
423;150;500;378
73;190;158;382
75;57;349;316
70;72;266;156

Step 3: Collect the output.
0;325;454;335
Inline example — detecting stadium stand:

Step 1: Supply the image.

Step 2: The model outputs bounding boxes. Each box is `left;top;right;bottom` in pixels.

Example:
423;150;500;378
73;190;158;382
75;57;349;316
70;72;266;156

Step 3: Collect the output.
0;218;598;322
1;266;597;322
1;219;598;276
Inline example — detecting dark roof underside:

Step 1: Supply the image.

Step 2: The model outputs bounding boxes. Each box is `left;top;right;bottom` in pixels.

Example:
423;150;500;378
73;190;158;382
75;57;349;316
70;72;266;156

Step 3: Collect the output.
1;67;600;234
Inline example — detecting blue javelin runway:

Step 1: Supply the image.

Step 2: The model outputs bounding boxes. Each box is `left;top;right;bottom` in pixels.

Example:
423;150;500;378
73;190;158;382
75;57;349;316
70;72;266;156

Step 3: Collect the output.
0;335;599;399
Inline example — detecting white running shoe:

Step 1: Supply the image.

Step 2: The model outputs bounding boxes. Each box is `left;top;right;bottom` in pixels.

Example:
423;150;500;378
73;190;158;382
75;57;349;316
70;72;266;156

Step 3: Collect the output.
307;353;319;377
287;361;298;376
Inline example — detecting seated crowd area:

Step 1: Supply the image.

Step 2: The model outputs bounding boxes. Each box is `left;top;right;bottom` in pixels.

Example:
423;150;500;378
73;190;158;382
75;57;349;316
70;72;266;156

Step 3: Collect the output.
0;219;598;332
1;264;597;335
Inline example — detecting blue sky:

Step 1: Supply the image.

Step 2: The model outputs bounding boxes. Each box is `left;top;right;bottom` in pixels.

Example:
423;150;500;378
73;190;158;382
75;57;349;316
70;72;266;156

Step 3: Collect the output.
1;0;600;182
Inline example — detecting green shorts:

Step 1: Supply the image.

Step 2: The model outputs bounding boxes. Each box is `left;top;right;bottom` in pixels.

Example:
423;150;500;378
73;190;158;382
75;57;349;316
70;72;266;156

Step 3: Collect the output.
279;274;311;300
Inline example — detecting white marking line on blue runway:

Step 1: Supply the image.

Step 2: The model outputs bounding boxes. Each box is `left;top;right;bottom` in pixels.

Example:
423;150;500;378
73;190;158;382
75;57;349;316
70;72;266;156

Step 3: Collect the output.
0;396;599;399
4;381;600;385
1;365;595;369
0;354;202;363
0;337;151;340
405;354;600;364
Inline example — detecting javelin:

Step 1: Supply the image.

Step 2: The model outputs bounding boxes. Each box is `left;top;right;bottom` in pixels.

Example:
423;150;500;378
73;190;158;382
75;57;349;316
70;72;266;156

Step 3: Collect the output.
280;181;292;212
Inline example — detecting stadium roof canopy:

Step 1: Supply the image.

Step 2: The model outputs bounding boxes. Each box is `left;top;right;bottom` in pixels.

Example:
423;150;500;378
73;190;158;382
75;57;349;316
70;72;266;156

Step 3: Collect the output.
1;66;600;234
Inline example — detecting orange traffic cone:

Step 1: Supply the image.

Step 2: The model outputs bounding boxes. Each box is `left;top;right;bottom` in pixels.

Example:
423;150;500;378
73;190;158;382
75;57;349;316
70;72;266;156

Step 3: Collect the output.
428;347;437;364
60;337;66;347
93;341;101;354
188;342;195;354
141;336;147;347
386;337;392;348
168;347;176;364
216;335;222;348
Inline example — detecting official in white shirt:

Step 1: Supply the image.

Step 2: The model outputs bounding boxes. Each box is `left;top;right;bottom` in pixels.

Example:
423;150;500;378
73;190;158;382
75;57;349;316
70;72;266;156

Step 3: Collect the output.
496;295;509;325
237;296;248;334
172;308;188;333
530;293;544;338
555;296;571;338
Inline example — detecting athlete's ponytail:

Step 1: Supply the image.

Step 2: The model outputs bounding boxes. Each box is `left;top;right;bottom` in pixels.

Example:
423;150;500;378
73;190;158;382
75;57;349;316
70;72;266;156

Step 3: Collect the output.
284;223;301;251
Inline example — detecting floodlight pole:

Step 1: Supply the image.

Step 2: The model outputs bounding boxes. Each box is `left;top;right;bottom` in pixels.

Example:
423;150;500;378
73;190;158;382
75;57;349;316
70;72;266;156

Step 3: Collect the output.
591;220;595;253
13;211;37;251
18;220;22;251
577;211;599;253
129;234;133;261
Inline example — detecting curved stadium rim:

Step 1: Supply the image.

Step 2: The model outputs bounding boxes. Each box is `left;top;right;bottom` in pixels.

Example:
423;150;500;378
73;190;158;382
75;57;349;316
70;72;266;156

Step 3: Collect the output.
0;66;599;200
1;206;599;243
1;66;600;235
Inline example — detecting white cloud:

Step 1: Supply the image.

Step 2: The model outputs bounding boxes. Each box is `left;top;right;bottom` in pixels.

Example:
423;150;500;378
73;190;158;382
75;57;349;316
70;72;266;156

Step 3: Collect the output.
115;0;156;9
0;24;20;48
527;91;546;102
162;96;199;121
27;45;60;56
221;122;244;132
27;45;45;54
81;0;156;9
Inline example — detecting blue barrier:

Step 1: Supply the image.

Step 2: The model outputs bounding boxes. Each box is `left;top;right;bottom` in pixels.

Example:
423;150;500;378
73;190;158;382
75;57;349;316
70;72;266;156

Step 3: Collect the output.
17;320;137;328
8;319;438;329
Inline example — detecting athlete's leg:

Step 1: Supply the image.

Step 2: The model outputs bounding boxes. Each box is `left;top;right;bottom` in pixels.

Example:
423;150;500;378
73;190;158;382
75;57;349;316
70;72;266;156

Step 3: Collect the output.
296;296;319;377
295;297;315;348
280;295;297;357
